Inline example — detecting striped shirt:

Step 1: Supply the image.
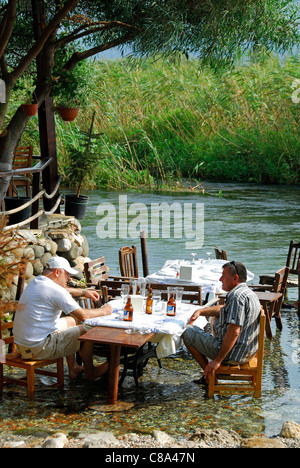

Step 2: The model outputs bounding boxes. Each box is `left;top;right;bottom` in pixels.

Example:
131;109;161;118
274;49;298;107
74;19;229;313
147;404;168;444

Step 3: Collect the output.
213;283;261;363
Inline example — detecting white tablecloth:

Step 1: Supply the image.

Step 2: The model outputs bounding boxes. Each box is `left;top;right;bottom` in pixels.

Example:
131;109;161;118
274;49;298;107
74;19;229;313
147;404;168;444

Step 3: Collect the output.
146;259;254;296
83;299;207;359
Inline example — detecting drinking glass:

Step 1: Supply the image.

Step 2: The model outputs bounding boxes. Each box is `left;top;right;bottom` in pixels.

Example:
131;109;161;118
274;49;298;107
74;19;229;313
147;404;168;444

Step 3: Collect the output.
152;290;161;313
206;251;212;262
121;284;130;305
175;287;184;311
191;252;197;264
138;277;147;297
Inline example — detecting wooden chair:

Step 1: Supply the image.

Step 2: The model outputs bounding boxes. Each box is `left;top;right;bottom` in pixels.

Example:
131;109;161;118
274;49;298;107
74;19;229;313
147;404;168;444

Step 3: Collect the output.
7;146;33;197
259;241;300;317
148;283;202;305
84;256;109;287
250;266;289;334
208;308;266;398
0;320;64;398
119;245;139;278
214;246;228;260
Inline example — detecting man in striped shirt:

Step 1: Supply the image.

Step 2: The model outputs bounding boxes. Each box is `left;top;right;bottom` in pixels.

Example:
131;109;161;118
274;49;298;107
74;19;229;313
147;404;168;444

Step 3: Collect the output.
183;261;261;384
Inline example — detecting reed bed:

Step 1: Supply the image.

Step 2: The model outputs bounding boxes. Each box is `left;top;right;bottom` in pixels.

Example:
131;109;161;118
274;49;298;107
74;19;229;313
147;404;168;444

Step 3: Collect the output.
19;54;300;190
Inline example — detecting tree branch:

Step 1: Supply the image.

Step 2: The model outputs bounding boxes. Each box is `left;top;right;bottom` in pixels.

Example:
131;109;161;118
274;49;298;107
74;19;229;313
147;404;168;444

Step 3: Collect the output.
63;33;136;72
9;0;79;83
0;0;17;59
55;20;140;49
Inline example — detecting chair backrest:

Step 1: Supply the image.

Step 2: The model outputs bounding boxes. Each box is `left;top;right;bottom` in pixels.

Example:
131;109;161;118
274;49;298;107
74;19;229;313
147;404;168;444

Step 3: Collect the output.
13;146;33;171
148;283;202;305
119;245;139;278
286;241;300;275
100;279;131;303
84;257;109;286
214;246;228;260
272;266;290;295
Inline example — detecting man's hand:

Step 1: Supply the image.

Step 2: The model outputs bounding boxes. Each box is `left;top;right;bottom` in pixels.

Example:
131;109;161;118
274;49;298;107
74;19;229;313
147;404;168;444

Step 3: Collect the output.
85;289;100;302
204;359;221;382
189;309;202;324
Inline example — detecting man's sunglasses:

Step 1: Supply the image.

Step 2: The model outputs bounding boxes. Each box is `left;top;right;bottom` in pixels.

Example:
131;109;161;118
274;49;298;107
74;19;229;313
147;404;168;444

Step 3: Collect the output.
230;260;240;277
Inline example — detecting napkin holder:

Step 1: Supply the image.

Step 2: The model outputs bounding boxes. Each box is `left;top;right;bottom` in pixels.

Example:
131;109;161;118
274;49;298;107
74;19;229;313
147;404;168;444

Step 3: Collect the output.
130;295;144;314
179;265;194;282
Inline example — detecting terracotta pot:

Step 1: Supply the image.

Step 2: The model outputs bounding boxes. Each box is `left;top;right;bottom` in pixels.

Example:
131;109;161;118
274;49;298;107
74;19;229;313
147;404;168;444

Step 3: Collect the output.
22;103;38;116
57;107;79;122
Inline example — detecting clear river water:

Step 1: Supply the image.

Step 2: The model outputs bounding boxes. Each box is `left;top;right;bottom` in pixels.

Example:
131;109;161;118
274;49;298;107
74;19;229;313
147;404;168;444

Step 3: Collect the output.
0;181;300;440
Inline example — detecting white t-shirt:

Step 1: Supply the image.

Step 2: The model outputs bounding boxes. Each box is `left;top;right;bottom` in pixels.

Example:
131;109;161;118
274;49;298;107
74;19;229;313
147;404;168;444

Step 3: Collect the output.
13;276;80;348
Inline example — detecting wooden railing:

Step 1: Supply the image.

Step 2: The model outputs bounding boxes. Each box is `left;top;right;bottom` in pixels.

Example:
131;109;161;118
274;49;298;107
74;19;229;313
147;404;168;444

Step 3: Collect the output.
0;158;62;231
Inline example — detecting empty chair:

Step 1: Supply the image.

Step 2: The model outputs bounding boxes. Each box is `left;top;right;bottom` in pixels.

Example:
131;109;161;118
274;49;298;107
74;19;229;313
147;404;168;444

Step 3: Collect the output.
250;266;289;338
148;283;202;305
7;146;33;197
259;241;300;317
119;245;139;278
214;246;228;260
208;308;266;398
84;256;109;287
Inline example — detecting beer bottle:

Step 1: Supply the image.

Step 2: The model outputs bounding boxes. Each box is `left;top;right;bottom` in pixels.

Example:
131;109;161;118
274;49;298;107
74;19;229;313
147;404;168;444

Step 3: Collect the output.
166;293;176;316
123;297;133;321
129;284;133;295
146;287;153;314
136;285;140;295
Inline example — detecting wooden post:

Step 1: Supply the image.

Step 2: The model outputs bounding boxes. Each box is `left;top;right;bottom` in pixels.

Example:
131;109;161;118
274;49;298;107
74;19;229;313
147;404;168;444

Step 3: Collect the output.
38;97;60;213
140;231;149;277
32;0;60;214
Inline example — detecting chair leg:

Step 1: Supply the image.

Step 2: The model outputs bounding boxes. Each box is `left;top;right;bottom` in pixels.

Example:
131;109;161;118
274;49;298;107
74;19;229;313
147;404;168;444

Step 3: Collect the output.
208;375;215;398
57;358;65;389
27;367;35;398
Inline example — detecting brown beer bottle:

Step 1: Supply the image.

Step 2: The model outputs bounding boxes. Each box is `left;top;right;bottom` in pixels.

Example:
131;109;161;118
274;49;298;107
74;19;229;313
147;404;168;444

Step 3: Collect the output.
136;285;140;295
146;287;153;314
129;284;133;295
166;293;176;316
123;297;133;321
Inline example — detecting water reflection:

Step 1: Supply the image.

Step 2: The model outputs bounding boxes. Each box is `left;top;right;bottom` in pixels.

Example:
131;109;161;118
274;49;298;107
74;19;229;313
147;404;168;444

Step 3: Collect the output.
1;183;300;438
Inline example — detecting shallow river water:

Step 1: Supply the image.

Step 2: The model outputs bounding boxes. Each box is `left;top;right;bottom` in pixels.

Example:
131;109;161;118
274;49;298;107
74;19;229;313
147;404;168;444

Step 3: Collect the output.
1;182;300;439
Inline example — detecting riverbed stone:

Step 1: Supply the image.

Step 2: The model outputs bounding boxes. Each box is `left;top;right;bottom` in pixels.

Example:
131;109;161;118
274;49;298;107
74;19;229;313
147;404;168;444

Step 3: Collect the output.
41;433;68;449
81;432;119;448
240;436;286;448
280;421;300;439
152;430;175;446
189;428;241;446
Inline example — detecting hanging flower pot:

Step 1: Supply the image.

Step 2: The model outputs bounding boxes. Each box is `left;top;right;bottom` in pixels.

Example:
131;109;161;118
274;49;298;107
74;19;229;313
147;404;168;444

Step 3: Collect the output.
21;103;38;116
56;106;79;122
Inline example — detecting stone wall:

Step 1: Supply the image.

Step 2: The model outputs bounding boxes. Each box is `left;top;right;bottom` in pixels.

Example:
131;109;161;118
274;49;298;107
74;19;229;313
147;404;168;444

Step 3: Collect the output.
10;216;90;299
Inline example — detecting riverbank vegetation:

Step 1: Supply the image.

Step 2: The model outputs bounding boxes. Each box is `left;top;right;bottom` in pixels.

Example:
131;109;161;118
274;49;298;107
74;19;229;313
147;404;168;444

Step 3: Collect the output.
17;53;300;190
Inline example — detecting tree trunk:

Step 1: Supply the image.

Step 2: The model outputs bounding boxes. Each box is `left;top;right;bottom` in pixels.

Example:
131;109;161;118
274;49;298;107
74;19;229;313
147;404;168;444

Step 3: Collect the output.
0;106;29;205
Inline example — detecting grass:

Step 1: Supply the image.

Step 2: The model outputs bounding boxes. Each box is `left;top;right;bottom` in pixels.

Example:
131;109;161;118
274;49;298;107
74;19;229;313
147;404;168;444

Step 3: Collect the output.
17;52;300;190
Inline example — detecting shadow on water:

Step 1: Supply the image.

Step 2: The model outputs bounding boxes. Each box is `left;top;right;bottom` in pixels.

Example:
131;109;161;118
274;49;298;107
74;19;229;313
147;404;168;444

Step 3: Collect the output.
1;182;300;438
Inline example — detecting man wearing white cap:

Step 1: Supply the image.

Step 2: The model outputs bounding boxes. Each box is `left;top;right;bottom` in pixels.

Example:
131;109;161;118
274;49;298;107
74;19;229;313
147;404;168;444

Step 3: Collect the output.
13;256;112;381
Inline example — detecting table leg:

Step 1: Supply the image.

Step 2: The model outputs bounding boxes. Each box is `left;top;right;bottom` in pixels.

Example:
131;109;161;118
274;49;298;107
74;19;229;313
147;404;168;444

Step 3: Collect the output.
263;303;273;340
107;344;121;404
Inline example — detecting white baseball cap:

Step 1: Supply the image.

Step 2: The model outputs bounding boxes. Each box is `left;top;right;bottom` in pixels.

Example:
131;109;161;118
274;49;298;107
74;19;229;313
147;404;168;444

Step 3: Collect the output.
46;256;78;276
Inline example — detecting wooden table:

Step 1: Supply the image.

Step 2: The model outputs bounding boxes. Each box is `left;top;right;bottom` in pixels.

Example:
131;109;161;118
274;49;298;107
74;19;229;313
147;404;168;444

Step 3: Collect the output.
79;327;155;404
